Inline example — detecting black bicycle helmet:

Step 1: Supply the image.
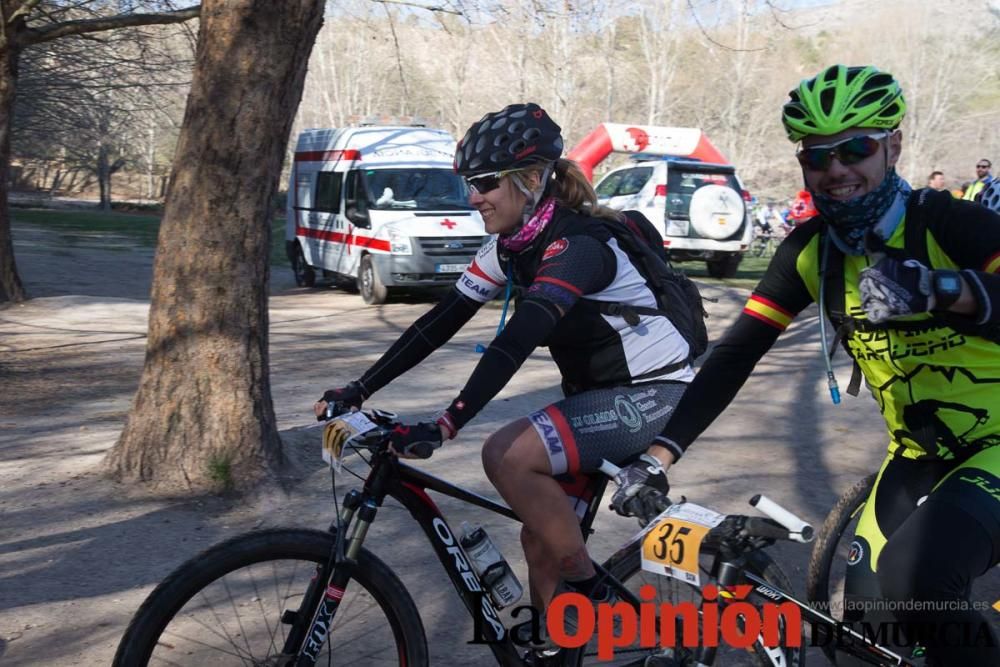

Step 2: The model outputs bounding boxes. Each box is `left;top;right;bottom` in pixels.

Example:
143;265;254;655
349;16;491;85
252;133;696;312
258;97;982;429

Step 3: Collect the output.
455;103;563;176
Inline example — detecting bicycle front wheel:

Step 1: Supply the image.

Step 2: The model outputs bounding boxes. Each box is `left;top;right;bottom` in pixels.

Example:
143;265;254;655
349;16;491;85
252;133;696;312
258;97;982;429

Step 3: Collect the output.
806;473;876;630
113;528;428;666
573;548;805;666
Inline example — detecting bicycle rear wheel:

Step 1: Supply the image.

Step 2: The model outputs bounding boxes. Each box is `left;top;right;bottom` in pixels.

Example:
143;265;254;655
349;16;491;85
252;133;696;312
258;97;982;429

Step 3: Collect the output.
749;236;770;258
572;548;805;666
113;528;428;666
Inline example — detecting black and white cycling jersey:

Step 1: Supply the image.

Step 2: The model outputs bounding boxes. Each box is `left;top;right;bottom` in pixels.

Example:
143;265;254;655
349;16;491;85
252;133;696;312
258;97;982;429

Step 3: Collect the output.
357;206;692;435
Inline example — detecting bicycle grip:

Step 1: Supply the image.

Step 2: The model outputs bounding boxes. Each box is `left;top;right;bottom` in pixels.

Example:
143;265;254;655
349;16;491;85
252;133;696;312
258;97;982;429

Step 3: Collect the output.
749;494;814;543
599;459;622;478
320;399;351;421
406;441;436;459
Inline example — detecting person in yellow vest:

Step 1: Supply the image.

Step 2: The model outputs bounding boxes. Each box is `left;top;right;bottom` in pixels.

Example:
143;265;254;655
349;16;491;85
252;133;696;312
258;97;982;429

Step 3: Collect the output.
964;159;993;201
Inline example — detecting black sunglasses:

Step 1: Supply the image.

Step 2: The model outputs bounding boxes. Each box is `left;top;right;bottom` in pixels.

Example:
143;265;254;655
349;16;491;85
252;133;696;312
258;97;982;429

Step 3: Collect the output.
977;164;991;169
796;132;889;172
465;170;518;195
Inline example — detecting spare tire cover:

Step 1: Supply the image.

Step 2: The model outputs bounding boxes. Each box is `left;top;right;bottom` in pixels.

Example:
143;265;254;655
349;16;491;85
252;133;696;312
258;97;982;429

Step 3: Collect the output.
689;184;745;240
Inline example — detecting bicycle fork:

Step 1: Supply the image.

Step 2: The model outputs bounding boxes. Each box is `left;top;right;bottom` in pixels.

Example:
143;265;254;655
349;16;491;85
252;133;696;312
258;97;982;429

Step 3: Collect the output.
279;489;377;666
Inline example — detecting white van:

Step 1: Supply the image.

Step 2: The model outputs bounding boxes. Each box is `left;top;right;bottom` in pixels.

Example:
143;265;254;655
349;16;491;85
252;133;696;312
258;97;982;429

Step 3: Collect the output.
286;124;487;304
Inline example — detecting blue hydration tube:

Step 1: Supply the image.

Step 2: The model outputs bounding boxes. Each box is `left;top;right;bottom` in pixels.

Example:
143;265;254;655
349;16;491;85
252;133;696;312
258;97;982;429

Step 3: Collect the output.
475;265;513;354
817;234;841;404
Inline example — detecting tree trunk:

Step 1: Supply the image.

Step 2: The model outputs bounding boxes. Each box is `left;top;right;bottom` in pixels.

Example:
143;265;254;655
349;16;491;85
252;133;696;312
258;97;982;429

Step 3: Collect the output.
97;144;111;211
106;0;324;491
0;42;26;303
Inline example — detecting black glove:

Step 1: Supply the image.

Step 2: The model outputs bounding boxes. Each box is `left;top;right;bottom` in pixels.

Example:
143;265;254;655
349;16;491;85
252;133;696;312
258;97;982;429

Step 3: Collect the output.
610;454;670;525
858;256;932;324
388;422;443;459
317;381;368;420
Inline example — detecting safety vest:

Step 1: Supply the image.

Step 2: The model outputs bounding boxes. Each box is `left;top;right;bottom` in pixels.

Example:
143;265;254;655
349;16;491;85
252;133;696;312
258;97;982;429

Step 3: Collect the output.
963;177;991;201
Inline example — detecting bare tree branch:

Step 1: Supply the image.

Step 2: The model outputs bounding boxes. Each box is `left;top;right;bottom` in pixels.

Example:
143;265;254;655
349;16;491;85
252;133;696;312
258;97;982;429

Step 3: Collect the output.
8;0;45;25
369;0;461;15
378;1;410;113
685;0;765;52
763;0;798;31
24;5;199;45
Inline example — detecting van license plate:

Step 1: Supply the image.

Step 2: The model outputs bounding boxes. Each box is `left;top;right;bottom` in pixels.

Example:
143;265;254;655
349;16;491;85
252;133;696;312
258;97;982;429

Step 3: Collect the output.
436;263;468;273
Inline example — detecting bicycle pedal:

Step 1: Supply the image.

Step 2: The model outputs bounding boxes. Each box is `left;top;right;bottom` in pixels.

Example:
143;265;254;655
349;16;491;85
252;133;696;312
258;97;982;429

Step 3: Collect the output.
280;609;299;625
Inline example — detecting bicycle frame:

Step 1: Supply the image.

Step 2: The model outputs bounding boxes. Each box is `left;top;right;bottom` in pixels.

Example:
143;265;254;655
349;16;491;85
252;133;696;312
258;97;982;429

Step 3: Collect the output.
285;448;613;667
742;570;918;666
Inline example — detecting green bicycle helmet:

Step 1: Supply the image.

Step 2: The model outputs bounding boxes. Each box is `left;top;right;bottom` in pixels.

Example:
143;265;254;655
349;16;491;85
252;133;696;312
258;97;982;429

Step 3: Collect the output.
781;65;906;142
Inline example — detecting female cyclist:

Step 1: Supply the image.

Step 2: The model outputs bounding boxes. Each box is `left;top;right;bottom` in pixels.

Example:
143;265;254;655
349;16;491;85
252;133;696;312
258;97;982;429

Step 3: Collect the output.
314;103;692;656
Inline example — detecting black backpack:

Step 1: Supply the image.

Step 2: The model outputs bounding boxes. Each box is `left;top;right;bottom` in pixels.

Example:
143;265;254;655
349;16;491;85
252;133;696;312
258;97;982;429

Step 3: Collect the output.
587;210;709;369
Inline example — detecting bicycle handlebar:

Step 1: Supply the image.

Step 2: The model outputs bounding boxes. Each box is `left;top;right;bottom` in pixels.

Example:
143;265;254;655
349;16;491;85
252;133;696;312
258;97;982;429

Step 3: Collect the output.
322;405;444;459
598;459;815;544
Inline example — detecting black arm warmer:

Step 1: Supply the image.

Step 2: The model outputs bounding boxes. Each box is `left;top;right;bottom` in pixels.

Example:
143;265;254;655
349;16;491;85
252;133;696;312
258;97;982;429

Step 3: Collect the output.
444;297;562;430
359;288;481;394
657;313;782;455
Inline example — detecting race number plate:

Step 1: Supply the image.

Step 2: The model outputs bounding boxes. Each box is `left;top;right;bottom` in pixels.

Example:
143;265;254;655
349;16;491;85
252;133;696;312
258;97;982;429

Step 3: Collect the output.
322;411;376;472
436;263;469;273
640;502;725;585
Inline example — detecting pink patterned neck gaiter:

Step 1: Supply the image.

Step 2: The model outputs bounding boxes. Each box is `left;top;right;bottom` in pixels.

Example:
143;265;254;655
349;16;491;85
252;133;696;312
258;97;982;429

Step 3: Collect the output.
499;197;556;253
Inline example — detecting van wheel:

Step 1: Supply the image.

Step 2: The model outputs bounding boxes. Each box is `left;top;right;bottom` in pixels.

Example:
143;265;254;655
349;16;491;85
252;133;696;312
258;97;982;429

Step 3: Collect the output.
293;243;316;287
359;255;388;305
707;253;742;279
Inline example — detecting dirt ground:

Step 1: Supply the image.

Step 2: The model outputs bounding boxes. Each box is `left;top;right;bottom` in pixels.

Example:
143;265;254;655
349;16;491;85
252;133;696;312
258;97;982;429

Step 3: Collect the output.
1;219;896;665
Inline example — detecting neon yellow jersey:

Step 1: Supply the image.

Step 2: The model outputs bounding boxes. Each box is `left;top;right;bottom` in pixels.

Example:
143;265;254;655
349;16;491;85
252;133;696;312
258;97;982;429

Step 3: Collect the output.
797;230;998;459
739;192;1000;461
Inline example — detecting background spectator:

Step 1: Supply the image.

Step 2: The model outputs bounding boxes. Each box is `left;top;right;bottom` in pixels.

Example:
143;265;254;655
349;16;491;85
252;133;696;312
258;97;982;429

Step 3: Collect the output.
963;159;993;201
927;170;947;191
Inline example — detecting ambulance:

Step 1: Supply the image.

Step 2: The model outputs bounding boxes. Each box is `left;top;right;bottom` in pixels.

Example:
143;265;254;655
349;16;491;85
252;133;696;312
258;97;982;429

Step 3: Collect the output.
286;124;487;304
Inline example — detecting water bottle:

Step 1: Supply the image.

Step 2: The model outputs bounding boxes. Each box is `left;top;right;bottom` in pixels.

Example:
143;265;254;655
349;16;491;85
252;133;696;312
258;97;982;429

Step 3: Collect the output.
460;522;524;608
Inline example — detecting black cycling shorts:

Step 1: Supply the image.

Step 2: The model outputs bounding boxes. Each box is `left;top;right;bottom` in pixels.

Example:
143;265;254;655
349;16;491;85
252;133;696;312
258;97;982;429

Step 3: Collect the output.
528;381;687;477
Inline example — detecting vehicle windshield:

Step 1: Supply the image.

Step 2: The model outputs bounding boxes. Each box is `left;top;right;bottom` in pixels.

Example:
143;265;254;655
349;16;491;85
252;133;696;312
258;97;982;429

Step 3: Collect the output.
360;168;472;210
595;166;654;199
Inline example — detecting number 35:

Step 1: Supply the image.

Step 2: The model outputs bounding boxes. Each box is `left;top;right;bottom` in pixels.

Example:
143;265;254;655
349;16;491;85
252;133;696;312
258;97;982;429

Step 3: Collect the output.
653;521;692;563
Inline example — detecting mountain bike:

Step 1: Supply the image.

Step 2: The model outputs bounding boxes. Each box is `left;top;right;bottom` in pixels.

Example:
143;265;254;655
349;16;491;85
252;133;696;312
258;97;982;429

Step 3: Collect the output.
748;229;776;259
112;405;814;666
749;222;792;259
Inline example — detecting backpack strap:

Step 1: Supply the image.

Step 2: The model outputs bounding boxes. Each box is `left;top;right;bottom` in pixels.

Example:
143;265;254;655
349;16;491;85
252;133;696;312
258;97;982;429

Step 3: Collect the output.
901;187;954;266
585;215;704;367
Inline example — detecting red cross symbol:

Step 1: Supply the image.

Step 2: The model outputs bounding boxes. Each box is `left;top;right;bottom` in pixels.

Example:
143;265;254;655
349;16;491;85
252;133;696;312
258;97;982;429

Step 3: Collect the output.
440;219;457;229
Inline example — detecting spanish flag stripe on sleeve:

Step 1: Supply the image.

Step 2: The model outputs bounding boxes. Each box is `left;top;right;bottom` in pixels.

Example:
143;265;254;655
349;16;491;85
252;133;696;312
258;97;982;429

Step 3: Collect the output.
743;294;793;330
984;251;1000;275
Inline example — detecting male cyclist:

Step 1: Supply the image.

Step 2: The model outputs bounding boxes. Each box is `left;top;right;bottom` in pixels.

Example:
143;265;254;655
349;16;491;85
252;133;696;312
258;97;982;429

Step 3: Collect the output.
612;65;1000;665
